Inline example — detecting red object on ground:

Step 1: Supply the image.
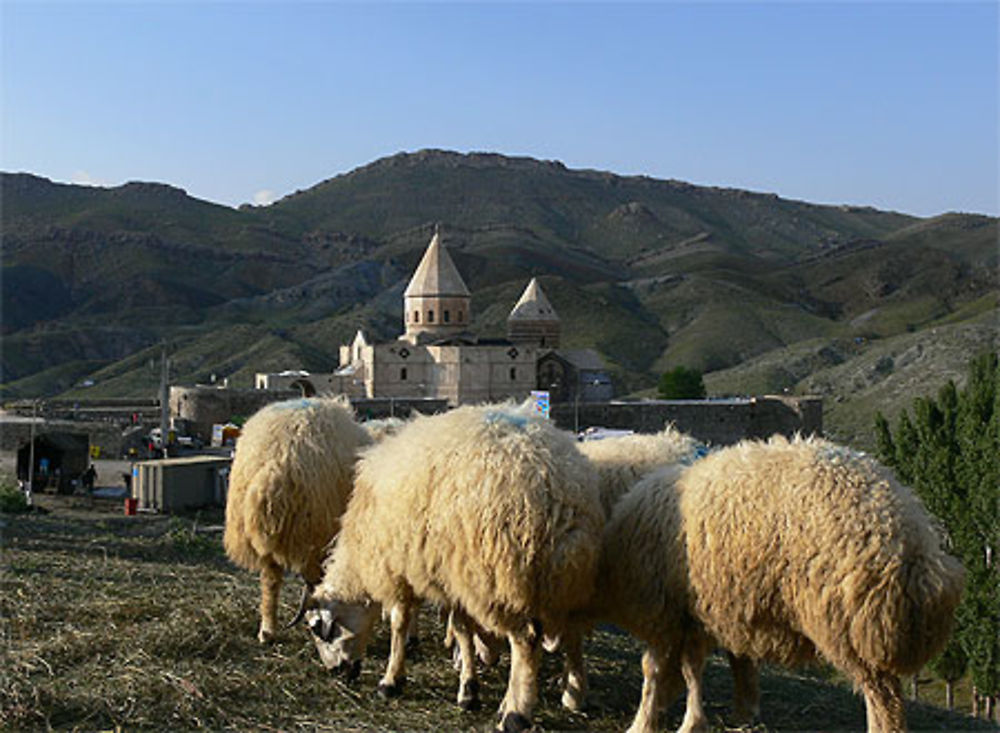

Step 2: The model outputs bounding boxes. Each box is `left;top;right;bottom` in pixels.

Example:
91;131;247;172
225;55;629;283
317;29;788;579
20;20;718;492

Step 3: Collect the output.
124;497;138;516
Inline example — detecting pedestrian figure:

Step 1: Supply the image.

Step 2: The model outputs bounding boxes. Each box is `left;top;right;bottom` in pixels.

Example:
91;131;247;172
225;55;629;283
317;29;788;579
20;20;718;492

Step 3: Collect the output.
82;464;97;494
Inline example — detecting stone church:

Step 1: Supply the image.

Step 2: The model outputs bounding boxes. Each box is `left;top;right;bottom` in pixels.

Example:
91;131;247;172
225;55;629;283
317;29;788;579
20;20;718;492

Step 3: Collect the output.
257;229;612;405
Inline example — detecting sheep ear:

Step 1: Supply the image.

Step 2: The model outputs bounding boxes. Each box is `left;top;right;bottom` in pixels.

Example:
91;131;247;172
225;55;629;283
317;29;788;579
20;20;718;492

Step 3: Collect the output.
283;582;316;629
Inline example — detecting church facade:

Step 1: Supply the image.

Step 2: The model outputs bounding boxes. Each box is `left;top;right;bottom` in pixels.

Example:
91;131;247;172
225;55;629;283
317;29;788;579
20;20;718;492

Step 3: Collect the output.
257;228;612;406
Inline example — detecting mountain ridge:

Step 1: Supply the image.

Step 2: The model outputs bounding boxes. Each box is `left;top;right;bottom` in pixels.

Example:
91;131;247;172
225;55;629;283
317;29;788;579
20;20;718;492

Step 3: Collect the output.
2;150;996;447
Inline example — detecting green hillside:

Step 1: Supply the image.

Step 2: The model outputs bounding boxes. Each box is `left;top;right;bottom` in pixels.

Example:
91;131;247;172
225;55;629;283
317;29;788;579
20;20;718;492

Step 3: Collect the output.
2;150;996;445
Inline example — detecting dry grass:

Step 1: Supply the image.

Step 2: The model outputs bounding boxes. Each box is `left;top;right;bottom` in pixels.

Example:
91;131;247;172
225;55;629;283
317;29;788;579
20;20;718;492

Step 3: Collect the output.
1;495;992;732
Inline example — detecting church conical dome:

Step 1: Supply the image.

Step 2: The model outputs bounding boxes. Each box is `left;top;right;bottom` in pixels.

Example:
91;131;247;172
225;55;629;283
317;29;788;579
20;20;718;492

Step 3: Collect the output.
507;277;560;347
404;230;470;298
509;277;559;322
403;228;471;343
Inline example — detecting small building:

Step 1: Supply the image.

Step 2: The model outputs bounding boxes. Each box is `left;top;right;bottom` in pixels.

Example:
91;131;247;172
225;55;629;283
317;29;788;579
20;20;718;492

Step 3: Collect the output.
17;432;90;493
537;349;614;404
253;370;325;396
132;455;232;512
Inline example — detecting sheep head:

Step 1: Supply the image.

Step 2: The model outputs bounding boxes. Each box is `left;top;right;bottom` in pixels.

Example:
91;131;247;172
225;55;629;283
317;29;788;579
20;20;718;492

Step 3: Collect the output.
305;598;378;680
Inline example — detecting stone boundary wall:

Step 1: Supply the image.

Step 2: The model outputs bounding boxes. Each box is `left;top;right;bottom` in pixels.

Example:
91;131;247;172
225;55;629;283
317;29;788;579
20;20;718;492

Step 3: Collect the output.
171;386;450;441
550;396;822;446
4;393;822;457
171;387;301;441
174;386;820;446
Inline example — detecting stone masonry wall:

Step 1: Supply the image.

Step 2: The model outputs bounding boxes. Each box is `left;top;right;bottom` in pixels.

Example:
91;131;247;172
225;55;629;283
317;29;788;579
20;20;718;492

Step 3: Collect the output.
173;386;821;447
550;396;822;446
171;386;451;441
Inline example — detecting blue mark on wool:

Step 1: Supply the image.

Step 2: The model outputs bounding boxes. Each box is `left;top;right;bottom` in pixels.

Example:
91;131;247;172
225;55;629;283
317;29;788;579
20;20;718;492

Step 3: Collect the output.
484;411;529;430
819;444;865;465
274;398;317;410
679;442;712;466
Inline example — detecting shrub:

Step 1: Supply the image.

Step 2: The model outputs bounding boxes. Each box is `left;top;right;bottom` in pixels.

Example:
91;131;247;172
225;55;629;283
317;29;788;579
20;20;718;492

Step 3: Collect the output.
0;474;30;514
657;366;707;399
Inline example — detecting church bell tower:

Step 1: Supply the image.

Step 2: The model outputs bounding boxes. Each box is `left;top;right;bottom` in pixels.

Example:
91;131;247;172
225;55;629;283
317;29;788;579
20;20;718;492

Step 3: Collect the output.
403;227;471;344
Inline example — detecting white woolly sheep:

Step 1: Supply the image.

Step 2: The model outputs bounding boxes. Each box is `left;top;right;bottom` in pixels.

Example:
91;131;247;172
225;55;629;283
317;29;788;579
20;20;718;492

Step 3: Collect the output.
589;435;964;733
547;426;704;711
360;415;405;442
578;425;701;516
305;403;604;733
223;396;372;643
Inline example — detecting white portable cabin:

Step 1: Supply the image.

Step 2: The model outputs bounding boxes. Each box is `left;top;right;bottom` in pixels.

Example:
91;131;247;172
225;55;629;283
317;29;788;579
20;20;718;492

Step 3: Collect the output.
132;455;232;512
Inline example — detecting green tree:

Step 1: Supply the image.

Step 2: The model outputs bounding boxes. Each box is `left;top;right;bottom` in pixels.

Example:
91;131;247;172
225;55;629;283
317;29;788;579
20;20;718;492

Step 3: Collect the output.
874;351;999;713
657;366;706;399
930;639;968;710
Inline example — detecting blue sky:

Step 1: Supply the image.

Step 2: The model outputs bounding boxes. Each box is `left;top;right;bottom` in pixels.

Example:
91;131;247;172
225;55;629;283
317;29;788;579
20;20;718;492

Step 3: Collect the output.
2;2;997;216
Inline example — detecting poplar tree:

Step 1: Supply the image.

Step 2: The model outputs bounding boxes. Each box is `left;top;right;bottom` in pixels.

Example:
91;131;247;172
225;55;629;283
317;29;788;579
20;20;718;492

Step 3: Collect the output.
874;351;999;715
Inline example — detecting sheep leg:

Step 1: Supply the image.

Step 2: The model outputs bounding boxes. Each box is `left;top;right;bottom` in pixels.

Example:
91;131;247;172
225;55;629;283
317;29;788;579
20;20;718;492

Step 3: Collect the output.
560;625;588;712
444;610;462;670
861;670;906;733
497;629;542;733
626;644;676;733
727;651;760;724
258;558;283;644
377;600;412;698
449;608;483;711
405;610;420;652
475;628;505;667
677;631;710;733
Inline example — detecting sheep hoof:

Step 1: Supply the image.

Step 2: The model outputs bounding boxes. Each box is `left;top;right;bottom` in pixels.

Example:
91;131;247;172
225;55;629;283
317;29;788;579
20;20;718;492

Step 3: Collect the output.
497;712;532;733
257;628;275;644
459;695;482;712
561;689;586;712
377;679;405;699
335;659;362;682
458;679;481;711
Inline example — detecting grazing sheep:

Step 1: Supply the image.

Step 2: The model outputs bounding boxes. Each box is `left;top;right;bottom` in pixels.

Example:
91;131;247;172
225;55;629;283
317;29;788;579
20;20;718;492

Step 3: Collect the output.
223;396;372;643
360;416;405;442
577;425;701;516
591;435;964;733
305;403;604;732
550;426;704;711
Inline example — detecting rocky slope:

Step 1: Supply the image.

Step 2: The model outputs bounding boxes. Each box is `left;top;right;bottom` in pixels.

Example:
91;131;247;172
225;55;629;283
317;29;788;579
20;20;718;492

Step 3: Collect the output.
2;150;996;449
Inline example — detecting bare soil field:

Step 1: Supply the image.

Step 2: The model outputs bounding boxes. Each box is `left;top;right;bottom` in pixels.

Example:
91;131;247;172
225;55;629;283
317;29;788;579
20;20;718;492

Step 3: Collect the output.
1;492;992;732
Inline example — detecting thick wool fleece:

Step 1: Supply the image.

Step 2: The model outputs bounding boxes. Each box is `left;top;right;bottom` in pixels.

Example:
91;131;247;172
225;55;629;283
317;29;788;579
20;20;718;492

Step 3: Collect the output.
680;435;964;677
577;426;699;516
224;397;372;577
319;403;604;639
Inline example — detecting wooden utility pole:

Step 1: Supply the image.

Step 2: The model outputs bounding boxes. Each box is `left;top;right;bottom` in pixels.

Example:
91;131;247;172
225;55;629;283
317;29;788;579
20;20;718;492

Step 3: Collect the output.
25;400;37;506
159;343;170;454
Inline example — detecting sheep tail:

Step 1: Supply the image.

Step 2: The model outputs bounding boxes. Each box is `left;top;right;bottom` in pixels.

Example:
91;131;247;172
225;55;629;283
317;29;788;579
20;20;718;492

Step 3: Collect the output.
852;550;965;675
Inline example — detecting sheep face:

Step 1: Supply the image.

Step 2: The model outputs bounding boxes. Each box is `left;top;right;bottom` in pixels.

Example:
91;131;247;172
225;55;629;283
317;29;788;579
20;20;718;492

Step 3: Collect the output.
305;600;378;679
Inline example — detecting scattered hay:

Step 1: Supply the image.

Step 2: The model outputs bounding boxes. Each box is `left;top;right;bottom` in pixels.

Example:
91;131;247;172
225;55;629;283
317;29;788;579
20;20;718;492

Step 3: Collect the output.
1;495;990;731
